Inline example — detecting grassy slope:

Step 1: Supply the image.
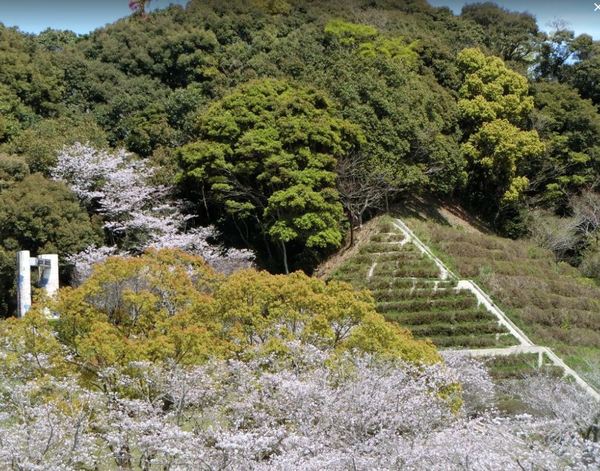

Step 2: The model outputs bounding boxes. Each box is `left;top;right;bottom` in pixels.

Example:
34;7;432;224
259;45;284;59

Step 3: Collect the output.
328;216;519;349
405;214;600;388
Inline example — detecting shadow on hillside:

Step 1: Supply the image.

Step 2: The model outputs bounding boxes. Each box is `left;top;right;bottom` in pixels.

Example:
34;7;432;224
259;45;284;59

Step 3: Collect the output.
392;198;450;224
390;196;492;235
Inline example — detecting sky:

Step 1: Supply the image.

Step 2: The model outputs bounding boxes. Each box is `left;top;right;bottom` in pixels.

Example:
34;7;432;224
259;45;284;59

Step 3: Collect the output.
428;0;600;39
0;0;599;38
0;0;187;34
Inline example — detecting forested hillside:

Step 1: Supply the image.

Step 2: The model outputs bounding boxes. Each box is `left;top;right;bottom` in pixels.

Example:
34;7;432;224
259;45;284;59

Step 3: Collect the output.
1;0;600;305
1;1;600;468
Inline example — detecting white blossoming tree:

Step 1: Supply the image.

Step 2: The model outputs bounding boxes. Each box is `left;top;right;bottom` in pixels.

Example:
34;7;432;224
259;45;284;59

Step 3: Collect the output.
52;143;253;281
1;341;598;470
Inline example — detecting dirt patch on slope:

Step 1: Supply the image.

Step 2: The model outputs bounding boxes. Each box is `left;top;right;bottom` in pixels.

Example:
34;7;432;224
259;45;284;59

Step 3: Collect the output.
436;204;490;235
315;216;383;279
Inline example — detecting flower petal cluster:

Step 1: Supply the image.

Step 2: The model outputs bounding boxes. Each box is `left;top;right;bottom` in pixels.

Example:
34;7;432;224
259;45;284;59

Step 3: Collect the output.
52;143;253;280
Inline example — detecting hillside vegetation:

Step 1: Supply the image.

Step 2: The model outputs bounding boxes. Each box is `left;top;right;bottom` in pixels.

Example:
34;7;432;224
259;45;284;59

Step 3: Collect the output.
329;216;520;349
1;1;600;467
0;0;600;312
406;213;600;386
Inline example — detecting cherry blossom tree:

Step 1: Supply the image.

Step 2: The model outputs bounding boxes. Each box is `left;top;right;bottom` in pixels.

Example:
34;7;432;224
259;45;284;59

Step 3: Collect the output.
129;0;151;17
52;143;253;281
1;343;598;470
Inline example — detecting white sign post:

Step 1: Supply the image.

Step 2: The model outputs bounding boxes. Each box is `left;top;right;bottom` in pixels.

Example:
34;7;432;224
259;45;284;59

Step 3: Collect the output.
16;251;59;317
16;251;32;317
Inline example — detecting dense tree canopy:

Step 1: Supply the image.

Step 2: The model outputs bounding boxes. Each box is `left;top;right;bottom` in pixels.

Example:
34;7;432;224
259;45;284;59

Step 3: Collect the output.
0;0;599;296
49;249;438;378
456;48;544;231
456;47;533;130
1;4;600;469
316;28;464;196
462;119;544;208
460;2;539;65
178;78;361;272
0;174;99;255
530;82;600;207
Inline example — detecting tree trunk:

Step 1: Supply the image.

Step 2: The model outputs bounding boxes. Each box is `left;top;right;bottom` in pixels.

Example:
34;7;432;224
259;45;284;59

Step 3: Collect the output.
232;218;251;248
345;209;355;246
201;184;210;219
280;240;289;274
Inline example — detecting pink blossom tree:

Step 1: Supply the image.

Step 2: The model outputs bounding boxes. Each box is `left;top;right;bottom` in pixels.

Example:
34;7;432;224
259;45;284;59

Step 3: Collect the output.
1;343;598;469
52;143;253;281
129;0;151;17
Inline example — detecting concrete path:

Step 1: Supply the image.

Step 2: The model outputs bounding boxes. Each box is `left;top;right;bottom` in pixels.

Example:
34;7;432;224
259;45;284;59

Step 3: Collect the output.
392;217;600;401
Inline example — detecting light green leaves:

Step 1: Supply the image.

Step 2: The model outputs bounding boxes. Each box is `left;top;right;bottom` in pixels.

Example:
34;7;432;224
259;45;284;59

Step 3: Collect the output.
457;48;533;129
178;79;362;271
458;49;543;219
463;119;544;205
324;20;378;46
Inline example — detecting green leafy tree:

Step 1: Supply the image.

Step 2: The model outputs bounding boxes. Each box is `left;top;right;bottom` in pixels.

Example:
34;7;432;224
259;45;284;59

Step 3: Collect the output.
457;47;533;131
122;104;176;157
250;0;292;15
533;27;585;82
83;8;218;88
457;48;543;230
0;174;100;316
358;36;419;68
530;82;600;208
0;84;31;143
460;3;539;65
178;79;362;272
570;41;600;106
0;153;29;191
0;25;64;117
462;119;544;208
35;28;79;52
3;114;108;174
93;75;172;154
314;48;463;195
215;267;439;362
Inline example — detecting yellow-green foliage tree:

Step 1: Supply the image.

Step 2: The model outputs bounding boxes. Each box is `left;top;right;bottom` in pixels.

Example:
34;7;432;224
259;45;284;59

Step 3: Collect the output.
9;249;438;384
325;20;419;68
457;48;533;130
324;20;378;46
462;119;545;206
457;48;544;228
54;249;223;374
214;269;438;362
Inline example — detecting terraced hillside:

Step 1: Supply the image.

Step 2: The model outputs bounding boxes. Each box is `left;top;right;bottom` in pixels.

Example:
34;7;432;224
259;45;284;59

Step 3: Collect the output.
405;216;600;388
330;218;520;349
